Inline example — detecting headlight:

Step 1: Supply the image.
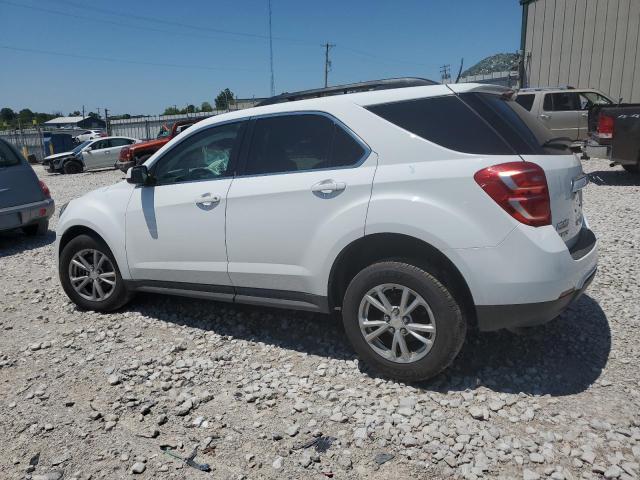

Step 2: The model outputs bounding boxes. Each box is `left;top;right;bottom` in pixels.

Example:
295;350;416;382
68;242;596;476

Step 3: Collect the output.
59;201;69;217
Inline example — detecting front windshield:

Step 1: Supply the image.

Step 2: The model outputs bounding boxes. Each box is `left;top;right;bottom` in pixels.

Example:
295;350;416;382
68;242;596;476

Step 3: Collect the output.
72;140;92;154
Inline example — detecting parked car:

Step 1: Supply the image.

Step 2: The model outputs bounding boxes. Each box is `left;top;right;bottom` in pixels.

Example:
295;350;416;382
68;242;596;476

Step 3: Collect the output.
587;103;640;173
45;136;139;174
0;138;54;235
115;119;199;172
42;140;92;172
73;129;104;143
56;80;597;381
513;86;613;141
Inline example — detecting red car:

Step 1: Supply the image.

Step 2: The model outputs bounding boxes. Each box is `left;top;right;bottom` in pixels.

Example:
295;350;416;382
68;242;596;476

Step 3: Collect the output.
115;119;198;172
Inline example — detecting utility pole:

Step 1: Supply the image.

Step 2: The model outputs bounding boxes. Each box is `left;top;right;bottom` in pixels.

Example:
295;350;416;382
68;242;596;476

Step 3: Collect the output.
82;105;85;118
104;108;109;135
440;64;451;84
268;0;275;96
323;42;335;88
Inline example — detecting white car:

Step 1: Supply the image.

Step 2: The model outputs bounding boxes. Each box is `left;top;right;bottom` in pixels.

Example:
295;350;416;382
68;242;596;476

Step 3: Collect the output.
74;129;104;143
45;136;139;174
55;80;597;381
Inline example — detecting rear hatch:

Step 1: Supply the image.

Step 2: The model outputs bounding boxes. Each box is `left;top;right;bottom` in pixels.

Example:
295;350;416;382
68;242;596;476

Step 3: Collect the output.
0;141;45;209
450;86;587;248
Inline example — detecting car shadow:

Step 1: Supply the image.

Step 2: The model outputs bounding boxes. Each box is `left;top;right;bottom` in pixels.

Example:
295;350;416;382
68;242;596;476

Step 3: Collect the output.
0;229;56;257
125;292;609;397
588;169;640;186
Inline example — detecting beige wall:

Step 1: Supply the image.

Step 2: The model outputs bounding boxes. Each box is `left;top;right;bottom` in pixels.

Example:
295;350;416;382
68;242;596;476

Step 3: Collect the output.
523;0;640;102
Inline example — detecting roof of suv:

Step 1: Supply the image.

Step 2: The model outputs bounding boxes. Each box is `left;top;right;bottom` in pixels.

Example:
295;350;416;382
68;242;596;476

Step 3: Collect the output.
193;82;510;129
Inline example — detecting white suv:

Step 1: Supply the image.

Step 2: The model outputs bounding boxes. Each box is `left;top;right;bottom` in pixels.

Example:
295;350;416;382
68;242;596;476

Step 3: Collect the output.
56;81;598;381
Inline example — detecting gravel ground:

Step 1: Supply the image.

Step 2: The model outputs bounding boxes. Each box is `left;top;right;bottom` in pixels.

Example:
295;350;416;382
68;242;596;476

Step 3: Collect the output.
0;159;639;480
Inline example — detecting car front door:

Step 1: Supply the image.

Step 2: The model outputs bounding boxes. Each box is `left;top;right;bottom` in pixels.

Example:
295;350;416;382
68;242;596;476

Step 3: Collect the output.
539;92;581;140
125;121;246;291
225;113;376;306
83;139;110;169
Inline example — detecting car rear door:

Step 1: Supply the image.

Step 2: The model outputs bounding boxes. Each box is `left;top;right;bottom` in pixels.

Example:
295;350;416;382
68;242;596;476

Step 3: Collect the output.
0;141;44;228
539;92;581;140
225;113;376;303
104;138;135;167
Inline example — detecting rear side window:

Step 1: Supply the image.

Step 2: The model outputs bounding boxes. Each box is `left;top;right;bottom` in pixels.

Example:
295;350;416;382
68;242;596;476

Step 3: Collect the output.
459;93;559;155
109;138;133;147
515;94;535;111
0;141;21;167
543;92;581;111
243;114;366;175
366;96;513;155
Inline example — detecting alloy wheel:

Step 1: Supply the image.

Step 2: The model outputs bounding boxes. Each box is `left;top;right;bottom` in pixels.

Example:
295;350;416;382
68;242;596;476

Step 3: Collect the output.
358;283;436;363
68;249;116;301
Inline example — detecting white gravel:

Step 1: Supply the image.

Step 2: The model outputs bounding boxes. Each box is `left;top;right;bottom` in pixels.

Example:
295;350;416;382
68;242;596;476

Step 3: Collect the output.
0;160;639;479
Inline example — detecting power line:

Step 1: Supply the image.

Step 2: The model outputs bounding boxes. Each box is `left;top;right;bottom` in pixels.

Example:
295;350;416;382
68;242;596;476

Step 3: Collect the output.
0;45;259;72
323;42;336;88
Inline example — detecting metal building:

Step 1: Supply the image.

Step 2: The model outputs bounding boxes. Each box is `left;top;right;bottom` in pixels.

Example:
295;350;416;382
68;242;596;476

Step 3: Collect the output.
520;0;640;102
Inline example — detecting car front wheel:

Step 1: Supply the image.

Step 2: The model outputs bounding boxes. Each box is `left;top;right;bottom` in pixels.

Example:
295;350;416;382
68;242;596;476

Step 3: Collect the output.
342;261;466;382
59;234;131;311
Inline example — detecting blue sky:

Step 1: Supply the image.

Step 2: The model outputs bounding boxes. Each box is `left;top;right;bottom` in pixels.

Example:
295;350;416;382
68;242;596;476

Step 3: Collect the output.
0;0;522;115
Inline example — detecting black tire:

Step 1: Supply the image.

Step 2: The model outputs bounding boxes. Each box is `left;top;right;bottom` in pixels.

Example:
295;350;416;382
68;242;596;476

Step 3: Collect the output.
622;164;640;174
342;261;466;382
63;160;83;174
135;154;152;166
22;220;48;236
59;234;131;312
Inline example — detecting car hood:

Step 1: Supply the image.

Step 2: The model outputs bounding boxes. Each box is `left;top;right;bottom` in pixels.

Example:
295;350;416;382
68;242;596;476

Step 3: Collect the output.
130;137;170;151
44;151;75;161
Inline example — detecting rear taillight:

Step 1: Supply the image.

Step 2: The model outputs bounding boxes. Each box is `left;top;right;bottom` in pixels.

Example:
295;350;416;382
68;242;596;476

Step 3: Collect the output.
39;180;51;199
119;147;131;161
597;113;614;139
474;162;551;227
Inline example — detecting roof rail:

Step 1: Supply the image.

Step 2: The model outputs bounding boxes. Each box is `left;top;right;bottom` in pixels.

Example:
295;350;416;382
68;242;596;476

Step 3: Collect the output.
256;77;438;106
519;85;575;92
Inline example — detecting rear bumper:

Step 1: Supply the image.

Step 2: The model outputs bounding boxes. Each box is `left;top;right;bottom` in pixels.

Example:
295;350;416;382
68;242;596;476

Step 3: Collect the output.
0;198;55;232
476;266;596;331
452;221;598;331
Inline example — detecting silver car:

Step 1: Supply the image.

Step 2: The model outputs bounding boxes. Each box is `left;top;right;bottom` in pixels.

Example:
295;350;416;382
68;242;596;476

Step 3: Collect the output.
0;139;54;235
514;87;613;141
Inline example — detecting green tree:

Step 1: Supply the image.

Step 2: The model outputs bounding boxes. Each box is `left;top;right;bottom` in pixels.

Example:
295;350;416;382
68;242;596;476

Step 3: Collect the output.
163;106;180;115
215;88;235;110
186;104;196;113
87;111;99;119
69;110;81;116
1;107;16;123
201;101;213;112
19;108;34;124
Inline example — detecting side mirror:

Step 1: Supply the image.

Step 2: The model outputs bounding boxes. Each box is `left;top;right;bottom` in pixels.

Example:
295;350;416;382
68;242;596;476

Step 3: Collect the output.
127;165;152;185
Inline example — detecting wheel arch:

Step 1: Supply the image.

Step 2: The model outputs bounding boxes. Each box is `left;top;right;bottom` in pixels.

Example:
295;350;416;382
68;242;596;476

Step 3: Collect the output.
328;233;476;326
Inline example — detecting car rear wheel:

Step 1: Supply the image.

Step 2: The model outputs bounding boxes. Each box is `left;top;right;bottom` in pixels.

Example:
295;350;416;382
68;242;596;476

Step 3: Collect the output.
22;220;48;236
63;160;83;174
342;261;466;382
59;234;131;312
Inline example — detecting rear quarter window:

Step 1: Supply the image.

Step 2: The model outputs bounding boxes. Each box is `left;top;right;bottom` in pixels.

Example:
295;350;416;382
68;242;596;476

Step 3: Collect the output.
366;95;513;155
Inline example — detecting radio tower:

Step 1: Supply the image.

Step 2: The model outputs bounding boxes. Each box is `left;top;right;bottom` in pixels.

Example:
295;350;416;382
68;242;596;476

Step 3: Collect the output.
268;0;275;96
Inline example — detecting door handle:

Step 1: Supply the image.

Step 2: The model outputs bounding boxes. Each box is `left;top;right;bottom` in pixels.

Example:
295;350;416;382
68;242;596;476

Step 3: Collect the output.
195;193;221;208
581;112;589;117
311;180;346;194
539;114;550;120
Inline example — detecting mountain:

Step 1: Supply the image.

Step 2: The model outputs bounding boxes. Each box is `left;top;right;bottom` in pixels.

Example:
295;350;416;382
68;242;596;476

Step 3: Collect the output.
461;53;519;77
